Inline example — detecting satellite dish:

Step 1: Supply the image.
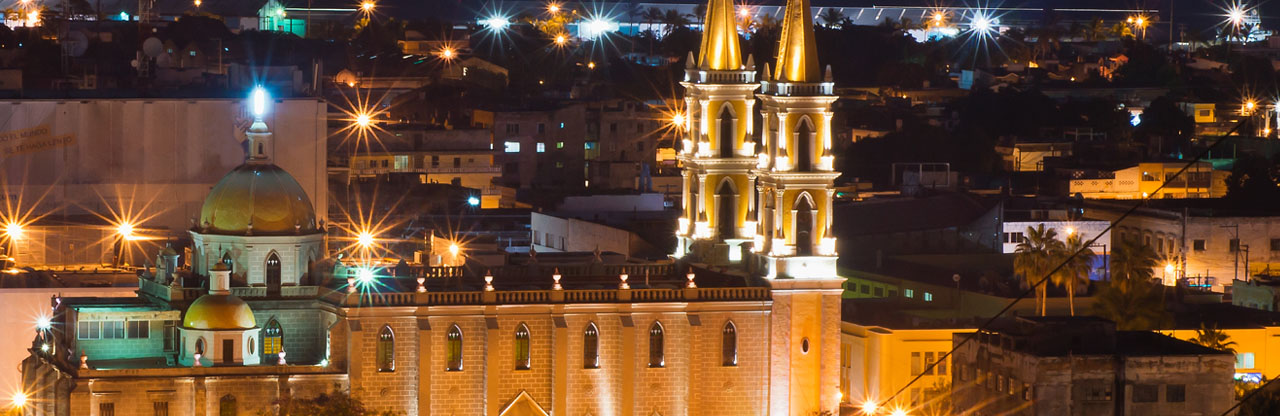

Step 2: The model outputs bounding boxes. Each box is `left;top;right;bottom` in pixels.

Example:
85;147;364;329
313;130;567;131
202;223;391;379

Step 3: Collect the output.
142;37;163;58
62;31;88;57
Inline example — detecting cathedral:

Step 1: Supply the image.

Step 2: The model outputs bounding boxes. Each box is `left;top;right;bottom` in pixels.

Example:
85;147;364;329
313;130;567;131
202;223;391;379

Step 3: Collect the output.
18;0;843;415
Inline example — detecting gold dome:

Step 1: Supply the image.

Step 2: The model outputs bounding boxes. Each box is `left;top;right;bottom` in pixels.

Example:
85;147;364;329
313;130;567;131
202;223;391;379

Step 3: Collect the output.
183;294;257;330
198;163;318;236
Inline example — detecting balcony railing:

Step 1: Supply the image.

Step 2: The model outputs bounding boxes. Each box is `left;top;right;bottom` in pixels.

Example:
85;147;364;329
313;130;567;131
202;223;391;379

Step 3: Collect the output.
327;286;770;307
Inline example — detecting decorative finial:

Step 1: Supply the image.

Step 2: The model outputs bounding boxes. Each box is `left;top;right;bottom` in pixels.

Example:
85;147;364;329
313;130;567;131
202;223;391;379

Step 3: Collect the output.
416;277;426;293
825;65;833;82
278;351;287;365
686;51;696;69
80;350;88;369
619;273;630;290
552;268;562;290
763;62;772;81
746;54;755;71
193;353;202;367
484;270;494;291
687;269;697;288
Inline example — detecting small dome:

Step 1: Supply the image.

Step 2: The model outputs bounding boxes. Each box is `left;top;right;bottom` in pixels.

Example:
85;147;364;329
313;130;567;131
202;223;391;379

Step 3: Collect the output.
183;294;257;330
198;163;317;236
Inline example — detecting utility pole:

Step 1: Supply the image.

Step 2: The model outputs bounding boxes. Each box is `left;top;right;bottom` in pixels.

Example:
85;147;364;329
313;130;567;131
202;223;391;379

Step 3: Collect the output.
1222;224;1240;282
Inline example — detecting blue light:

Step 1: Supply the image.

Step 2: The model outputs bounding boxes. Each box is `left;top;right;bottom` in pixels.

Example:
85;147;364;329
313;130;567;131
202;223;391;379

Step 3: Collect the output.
1130;112;1142;126
250;86;268;118
467;196;480;206
482;15;509;30
118;11;129;21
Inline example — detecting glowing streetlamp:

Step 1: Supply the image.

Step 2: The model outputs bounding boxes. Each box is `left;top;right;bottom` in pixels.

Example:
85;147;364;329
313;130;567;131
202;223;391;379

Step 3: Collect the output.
1065;227;1075;236
970;12;995;34
739;7;750;18
356;267;375;284
361;1;375;12
932;10;946;26
890;408;909;416
483;15;510;31
250;86;268;119
554;34;568;46
448;242;461;257
11;391;26;408
36;315;51;331
547;2;560;14
437;46;456;61
671;112;687;130
194;0;201;6
4;222;23;240
355;113;372;128
861;401;878;415
1244;100;1257;115
357;231;375;249
116;221;135;241
587;61;596;70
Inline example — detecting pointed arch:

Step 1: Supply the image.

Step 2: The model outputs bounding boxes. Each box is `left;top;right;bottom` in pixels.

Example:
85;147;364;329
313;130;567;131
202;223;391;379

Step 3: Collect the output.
265;251;282;296
447;324;463;371
716;177;738;239
583;322;600;369
794;115;816;171
648;321;665;368
377;325;395;372
794;192;816;255
717;102;737;158
514;323;531;370
219;394;237;416
722;320;738;366
263;318;283;359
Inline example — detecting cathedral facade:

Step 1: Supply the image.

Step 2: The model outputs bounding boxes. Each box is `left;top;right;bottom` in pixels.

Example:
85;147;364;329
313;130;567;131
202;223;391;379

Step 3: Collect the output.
18;0;843;415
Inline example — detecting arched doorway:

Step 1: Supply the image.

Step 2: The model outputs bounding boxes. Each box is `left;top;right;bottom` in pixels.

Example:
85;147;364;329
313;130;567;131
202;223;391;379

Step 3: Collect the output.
718;105;735;158
265;252;281;297
716;179;736;239
795;194;814;255
795;118;814;171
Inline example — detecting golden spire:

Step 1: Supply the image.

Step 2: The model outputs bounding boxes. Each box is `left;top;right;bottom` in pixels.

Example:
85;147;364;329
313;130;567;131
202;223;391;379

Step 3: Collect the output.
697;0;742;71
774;0;820;82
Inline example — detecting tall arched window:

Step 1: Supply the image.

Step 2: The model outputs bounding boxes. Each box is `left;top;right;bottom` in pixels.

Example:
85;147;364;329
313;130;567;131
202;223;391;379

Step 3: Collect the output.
219;395;236;416
514;323;531;370
794;193;815;256
263;319;283;358
447;325;463;371
648;321;665;368
718;105;735;158
722;321;738;366
795;117;814;171
265;252;281;297
584;322;600;369
716;179;736;239
377;325;394;372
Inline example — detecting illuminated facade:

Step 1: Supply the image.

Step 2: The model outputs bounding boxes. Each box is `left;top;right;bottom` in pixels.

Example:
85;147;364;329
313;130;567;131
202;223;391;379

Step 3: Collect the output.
18;1;845;415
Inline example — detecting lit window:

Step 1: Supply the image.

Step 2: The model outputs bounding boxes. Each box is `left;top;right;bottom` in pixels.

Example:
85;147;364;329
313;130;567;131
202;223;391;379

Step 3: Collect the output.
263;319;283;356
504;142;521;153
584;322;599;369
722;321;737;366
584;142;597;150
649;321;665;368
514;323;531;370
537;143;546;153
377;325;394;372
904;289;914;298
556;141;565;149
924;292;933;302
1237;352;1256;369
447;325;463;371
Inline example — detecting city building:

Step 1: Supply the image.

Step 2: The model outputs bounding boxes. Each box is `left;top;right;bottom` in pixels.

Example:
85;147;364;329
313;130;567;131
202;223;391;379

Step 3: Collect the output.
951;317;1234;416
840;306;974;412
336;127;508;208
487;103;590;190
0;98;328;235
17;1;844;415
1068;162;1228;200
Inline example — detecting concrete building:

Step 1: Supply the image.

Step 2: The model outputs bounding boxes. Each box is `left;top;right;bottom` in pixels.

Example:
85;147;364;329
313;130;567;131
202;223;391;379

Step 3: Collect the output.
488;104;590;191
840;314;973;412
951;317;1234;416
1069;162;1228;200
997;142;1072;172
336;128;508;208
0;98;328;235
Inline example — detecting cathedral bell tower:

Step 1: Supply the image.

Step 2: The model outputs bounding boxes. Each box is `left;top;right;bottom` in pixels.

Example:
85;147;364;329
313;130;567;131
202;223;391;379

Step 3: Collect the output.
674;0;760;265
756;0;844;414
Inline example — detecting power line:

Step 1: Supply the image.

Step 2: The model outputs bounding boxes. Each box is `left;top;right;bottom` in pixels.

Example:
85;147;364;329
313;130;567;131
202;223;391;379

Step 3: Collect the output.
876;119;1246;411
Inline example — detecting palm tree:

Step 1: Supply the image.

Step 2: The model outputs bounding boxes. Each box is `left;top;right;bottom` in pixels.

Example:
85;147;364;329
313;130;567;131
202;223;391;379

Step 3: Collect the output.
1192;324;1238;353
1093;278;1167;330
1014;224;1064;316
1085;18;1106;41
642;7;663;34
818;8;845;29
660;9;691;36
1052;234;1096;316
1111;237;1158;286
693;3;706;28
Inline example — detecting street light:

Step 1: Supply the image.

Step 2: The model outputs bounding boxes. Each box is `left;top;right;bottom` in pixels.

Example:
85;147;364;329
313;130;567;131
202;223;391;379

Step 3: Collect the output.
11;391;26;408
554;34;568;46
36;315;51;331
355;112;372;128
116;221;135;241
4;222;22;240
861;401;878;415
546;2;560;14
357;231;375;248
890;409;908;416
449;242;461;257
360;1;375;12
437;46;456;61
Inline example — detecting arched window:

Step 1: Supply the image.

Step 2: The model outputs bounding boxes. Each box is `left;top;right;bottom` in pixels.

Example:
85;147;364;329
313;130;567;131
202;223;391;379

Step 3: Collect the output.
514;323;531;370
795;117;814;171
794;193;815;256
195;337;205;355
648;321;664;368
722;321;738;366
718;105;735;158
716;179;737;239
219;394;236;416
446;325;463;371
377;325;394;372
584;322;600;369
265;252;281;297
263;319;283;358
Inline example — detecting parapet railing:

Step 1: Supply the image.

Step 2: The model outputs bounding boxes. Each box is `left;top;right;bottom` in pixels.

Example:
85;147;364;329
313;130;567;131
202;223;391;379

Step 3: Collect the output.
139;278;323;302
325;286;770;308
